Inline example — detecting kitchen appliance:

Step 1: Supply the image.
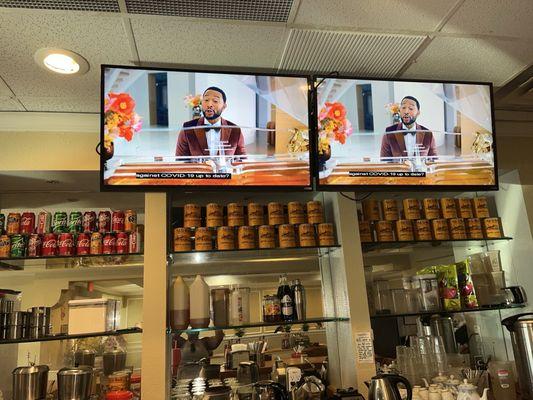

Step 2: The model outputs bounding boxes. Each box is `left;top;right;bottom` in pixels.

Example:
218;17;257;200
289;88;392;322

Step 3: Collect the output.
429;316;458;354
252;380;289;400
74;349;96;367
57;366;93;400
12;365;49;400
237;361;259;385
294;376;325;400
367;374;412;400
501;313;533;399
103;349;127;376
501;286;527;304
331;388;365;400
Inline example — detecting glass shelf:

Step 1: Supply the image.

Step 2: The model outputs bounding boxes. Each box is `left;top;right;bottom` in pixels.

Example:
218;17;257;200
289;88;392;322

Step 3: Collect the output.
0;327;142;345
362;238;512;254
370;303;525;319
168;317;349;334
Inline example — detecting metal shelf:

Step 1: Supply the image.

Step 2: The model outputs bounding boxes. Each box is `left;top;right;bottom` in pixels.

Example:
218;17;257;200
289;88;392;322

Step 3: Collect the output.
370;303;525;319
0;327;142;345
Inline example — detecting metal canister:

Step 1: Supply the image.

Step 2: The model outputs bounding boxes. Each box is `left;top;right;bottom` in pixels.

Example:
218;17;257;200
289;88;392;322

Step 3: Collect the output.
403;199;421;220
473;197;490;218
247;203;264;226
27;234;42;257
376;221;394;242
287;202;306;225
0;213;4;234
422;198;440;220
20;212;35;235
440;198;457;219
278;224;296;248
237;226;256;249
381;199;399;221
206;203;224;228
68;211;83;234
194;227;213;251
124;210;137;232
58;233;74;256
76;233;90;255
12;365;49;400
52;211;68;234
227;203;245;227
258;225;276;249
414;220;432;241
10;235;26;257
41;233;57;256
395;220;414;241
362;199;381;221
358;221;373;243
267;202;285;225
217;226;235;250
7;213;21;235
456;198;473;218
0;235;11;257
111;211;125;233
466;218;484;239
102;233;116;254
184;204;202;228
317;223;335;246
298;224;316;247
90;232;102;255
82;211;96;233
307;201;324;224
449;218;467;240
432;219;450;240
174;227;192;252
97;210;111;233
116;232;129;254
37;211;52;234
483;217;503;238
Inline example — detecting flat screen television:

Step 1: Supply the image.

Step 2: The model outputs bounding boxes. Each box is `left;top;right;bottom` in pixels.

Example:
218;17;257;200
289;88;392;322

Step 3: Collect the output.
100;65;312;191
314;76;498;191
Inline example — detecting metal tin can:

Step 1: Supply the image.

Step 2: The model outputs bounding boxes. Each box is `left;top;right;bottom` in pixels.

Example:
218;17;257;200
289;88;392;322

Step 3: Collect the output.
227;203;245;227
37;211;52;234
237;226;256;249
98;211;111;233
258;225;276;249
76;233;90;255
449;218;467;240
298;224;316;247
28;234;42;257
473;197;490;218
247;203;264;226
184;204;202;228
395;220;414;242
278;224;296;248
128;231;140;253
422;198;440;220
20;212;35;235
10;234;26;257
41;233;57;256
359;221;373;243
90;232;103;255
6;213;21;235
456;198;473;219
414;220;432;241
173;227;192;252
217;226;235;250
0;235;11;257
206;203;224;228
362;199;381;221
116;232;129;254
82;211;96;233
268;202;285;225
58;233;74;256
466;218;484;239
381;200;399;221
403;199;421;220
431;219;450;240
68;211;83;234
102;233;116;254
194;227;213;251
483;217;503;238
287;202;306;225
52;212;68;234
307;201;324;224
111;211;125;233
376;221;394;242
262;295;281;323
317;223;336;246
440;198;457;219
124;210;137;232
0;213;5;234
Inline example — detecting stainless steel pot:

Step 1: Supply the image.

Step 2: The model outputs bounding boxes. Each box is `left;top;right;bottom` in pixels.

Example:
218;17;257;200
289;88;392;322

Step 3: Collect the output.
74;349;96;367
12;365;49;400
57;366;93;400
103;349;126;376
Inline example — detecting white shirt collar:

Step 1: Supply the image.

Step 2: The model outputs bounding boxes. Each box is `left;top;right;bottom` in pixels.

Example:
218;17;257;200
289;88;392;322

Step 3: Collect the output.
402;122;417;132
204;117;222;127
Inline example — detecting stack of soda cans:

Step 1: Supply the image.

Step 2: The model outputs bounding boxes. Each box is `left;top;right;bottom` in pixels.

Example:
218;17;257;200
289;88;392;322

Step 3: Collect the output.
0;210;142;258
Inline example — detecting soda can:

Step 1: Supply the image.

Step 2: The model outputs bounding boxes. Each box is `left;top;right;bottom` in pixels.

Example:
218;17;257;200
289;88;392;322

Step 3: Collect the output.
112;211;125;233
7;213;21;235
124;210;137;232
90;232;103;255
82;211;96;233
116;232;128;254
37;212;52;234
52;212;68;234
98;211;111;233
128;231;139;253
58;233;74;256
41;233;57;256
0;213;5;234
68;211;83;234
28;234;42;257
0;235;11;257
102;233;116;254
10;235;26;257
20;212;36;235
76;233;90;255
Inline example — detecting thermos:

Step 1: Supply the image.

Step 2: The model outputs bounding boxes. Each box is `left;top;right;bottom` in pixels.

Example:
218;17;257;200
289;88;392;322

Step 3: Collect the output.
292;279;306;321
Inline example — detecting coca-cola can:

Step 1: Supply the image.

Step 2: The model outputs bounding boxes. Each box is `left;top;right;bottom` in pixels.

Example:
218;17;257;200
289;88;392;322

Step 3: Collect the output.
42;233;57;257
98;211;111;233
28;234;42;257
116;232;128;254
102;233;116;254
76;233;90;255
124;210;137;232
20;212;36;235
90;232;102;255
128;231;140;253
111;211;125;233
37;212;52;234
58;233;74;256
82;211;96;233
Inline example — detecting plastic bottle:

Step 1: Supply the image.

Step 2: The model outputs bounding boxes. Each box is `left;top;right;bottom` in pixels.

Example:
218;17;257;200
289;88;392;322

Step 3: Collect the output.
190;275;210;328
170;276;190;330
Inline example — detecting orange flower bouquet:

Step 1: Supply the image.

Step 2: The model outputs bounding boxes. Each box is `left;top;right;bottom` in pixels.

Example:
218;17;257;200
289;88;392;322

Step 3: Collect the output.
318;102;353;155
385;102;401;123
104;92;142;152
184;94;202;118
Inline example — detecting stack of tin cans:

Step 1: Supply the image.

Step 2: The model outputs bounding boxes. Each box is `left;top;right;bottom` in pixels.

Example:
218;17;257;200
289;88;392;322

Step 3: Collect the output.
0;301;52;341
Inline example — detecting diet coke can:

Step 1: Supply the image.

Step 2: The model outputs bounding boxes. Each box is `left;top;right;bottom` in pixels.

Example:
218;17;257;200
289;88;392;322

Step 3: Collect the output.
37;212;52;234
20;212;35;235
98;211;111;233
90;232;102;255
76;233;90;255
42;233;57;256
82;211;96;233
128;231;140;253
112;211;125;233
124;210;137;232
103;233;116;255
58;233;74;256
28;234;42;257
116;232;128;254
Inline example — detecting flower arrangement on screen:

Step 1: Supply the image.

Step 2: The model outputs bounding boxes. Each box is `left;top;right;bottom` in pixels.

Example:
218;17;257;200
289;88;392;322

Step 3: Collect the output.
184;94;202;118
104;92;142;149
318;102;352;154
385;102;401;123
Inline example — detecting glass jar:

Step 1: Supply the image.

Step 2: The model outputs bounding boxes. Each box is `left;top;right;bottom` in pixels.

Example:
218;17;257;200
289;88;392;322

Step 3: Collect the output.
262;295;281;323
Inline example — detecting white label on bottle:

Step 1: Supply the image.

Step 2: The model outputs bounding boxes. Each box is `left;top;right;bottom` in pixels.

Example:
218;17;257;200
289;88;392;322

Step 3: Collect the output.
281;295;293;316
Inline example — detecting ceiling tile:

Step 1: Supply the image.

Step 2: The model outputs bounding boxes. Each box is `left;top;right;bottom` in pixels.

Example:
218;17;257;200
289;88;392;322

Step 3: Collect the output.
131;18;288;69
0;76;14;96
17;96;99;113
294;0;456;32
0;11;134;111
0;97;25;111
403;36;533;86
280;29;425;77
441;0;533;39
0;0;120;12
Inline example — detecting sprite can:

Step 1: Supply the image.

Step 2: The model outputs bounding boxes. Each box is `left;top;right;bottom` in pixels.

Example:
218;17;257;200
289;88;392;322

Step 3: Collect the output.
52;212;68;233
10;235;26;257
68;211;83;234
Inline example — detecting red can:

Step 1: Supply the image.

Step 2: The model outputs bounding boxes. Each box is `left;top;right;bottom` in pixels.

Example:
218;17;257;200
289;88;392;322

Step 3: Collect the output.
76;233;90;255
20;212;36;235
90;232;102;255
58;233;74;256
37;211;52;234
103;233;116;254
112;211;125;233
28;234;42;257
98;211;111;233
128;231;139;253
6;213;21;235
124;210;137;232
116;232;129;254
42;233;57;256
82;211;96;233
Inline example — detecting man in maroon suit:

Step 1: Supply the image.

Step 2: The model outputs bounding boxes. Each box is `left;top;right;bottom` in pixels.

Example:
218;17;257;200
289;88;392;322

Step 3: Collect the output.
380;96;437;160
175;86;246;157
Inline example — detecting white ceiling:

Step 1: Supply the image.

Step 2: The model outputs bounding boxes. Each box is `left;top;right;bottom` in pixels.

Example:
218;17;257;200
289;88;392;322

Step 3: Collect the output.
0;0;531;113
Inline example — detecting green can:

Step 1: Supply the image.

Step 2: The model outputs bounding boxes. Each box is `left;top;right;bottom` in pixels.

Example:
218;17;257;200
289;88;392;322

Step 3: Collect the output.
10;234;26;257
53;212;68;233
68;211;83;233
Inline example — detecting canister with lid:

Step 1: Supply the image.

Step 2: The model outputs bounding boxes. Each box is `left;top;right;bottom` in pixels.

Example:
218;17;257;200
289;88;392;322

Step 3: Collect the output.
217;227;235;250
422;198;440;220
307;201;324;224
267;202;285;225
173;227;192;252
362;199;381;221
206;203;224;228
466;218;484;239
258;225;276;249
432;219;450;240
278;224;296;248
381;199;399;221
414;220;432;241
483;217;503;238
473;197;490;218
317;223;336;246
287;202;306;225
456;198;474;218
403;199;421;220
449;218;467;240
440;198;457;219
358;221;373;243
298;224;316;247
227;203;245;227
194;227;213;251
183;204;202;228
237;226;256;249
247;203;264;226
395;220;414;241
376;221;394;242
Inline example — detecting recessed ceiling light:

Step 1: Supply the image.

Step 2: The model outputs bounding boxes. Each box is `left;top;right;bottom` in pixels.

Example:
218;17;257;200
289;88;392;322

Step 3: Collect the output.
34;48;89;75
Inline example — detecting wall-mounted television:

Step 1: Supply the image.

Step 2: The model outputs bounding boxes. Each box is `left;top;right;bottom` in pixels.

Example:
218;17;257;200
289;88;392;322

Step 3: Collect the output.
101;65;312;191
314;76;498;191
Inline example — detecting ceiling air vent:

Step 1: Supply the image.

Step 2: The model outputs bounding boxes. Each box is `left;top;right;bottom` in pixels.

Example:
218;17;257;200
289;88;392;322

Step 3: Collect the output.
0;0;120;12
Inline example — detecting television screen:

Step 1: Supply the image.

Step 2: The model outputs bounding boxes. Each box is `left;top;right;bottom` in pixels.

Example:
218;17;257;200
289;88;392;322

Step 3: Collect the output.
101;65;311;190
314;77;497;190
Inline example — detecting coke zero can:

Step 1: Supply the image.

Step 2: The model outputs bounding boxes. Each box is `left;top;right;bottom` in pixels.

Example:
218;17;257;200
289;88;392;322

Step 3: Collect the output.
20;212;35;235
98;211;111;233
28;234;42;257
42;233;57;256
82;211;96;232
10;235;26;257
68;211;83;234
90;232;102;255
58;233;74;256
52;212;68;233
102;233;116;254
7;213;21;235
112;211;125;233
128;231;139;253
76;233;90;255
116;232;128;254
37;212;52;234
0;235;11;257
124;210;137;232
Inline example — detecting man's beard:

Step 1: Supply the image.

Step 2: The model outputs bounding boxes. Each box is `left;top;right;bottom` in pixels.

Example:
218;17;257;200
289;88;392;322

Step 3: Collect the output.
402;115;417;126
202;109;222;121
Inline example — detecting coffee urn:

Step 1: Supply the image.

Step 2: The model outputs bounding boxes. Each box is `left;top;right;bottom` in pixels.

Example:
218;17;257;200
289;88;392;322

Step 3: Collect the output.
12;365;49;400
57;366;93;400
